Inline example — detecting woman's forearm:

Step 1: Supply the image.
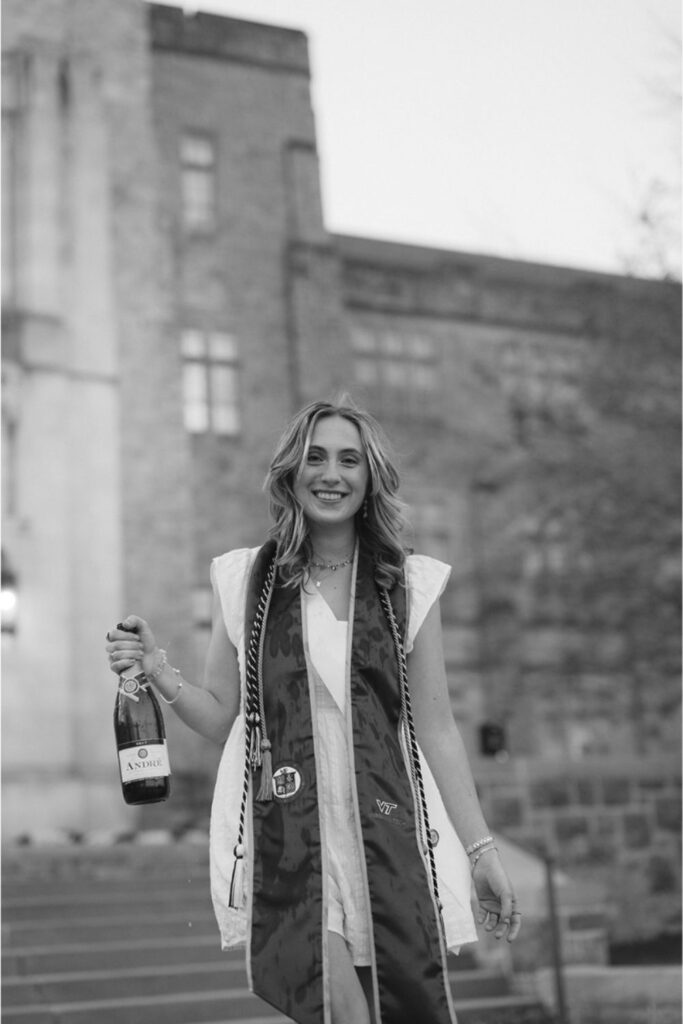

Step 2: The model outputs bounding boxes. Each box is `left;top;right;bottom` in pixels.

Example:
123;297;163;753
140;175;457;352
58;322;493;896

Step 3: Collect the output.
147;660;237;745
419;719;491;849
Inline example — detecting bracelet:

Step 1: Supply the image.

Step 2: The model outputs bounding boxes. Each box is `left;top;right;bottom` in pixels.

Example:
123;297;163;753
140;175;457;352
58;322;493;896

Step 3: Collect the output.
471;845;498;873
159;678;183;705
465;835;494;856
146;648;168;682
147;649;183;704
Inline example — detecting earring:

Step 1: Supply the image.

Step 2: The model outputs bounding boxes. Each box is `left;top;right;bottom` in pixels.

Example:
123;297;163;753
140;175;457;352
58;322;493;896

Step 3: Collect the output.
362;499;369;520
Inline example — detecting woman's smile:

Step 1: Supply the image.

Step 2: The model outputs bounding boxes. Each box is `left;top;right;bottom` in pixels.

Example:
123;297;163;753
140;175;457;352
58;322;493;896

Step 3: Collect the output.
313;489;348;502
295;415;369;527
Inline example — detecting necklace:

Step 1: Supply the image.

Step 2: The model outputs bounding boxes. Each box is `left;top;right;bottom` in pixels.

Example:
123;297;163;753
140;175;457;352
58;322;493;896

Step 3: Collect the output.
309;553;353;587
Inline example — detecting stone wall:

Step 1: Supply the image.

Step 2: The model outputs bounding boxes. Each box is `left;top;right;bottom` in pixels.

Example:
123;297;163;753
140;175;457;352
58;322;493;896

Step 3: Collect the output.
475;756;681;944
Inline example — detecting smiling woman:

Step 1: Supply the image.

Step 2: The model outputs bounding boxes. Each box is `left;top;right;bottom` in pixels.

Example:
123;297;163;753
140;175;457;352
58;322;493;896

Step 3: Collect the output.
105;394;521;1024
294;415;369;530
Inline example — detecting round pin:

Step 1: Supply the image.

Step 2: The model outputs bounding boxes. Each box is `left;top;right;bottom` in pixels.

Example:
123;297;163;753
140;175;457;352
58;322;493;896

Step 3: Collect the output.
272;765;302;800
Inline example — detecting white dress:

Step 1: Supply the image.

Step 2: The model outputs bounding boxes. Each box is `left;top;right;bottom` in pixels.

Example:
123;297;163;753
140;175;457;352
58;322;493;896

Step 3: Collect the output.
303;584;371;962
209;549;478;960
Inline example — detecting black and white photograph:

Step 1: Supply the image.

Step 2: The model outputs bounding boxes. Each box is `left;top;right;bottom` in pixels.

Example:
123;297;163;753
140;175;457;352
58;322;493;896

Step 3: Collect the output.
2;1;680;1022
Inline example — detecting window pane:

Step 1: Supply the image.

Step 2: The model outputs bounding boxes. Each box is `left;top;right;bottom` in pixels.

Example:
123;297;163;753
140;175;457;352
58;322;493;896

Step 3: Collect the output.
183;362;207;402
181;329;206;358
384;361;409;387
209;332;238;361
181;134;215;168
211;365;240;435
184;403;209;433
182;169;214;228
380;332;404;356
407;334;435;359
351;327;377;354
211;364;237;403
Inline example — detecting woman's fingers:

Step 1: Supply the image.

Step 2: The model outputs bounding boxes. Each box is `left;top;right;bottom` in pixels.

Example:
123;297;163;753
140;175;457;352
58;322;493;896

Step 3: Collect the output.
477;893;522;942
105;616;149;679
507;910;523;941
106;621;145;675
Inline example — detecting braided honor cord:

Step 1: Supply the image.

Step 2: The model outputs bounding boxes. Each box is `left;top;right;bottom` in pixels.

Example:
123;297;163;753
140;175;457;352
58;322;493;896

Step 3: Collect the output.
228;555;276;909
379;586;443;916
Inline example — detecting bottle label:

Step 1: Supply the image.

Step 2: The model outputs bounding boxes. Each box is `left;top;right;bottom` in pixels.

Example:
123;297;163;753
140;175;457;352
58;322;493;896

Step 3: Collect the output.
118;742;171;782
118;675;147;703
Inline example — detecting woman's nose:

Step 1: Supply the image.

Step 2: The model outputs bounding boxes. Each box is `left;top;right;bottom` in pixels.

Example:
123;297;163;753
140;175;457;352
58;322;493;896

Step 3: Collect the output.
321;461;341;481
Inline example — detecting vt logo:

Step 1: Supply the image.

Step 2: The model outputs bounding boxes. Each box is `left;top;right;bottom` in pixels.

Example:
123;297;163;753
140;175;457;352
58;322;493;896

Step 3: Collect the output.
375;799;398;816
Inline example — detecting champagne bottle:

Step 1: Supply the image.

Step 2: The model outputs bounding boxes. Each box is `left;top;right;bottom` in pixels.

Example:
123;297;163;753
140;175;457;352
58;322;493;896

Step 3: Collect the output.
114;646;171;805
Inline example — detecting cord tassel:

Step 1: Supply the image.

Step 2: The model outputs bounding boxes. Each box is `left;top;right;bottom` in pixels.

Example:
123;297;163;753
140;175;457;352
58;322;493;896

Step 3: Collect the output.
228;844;245;909
255;739;273;801
249;716;262;768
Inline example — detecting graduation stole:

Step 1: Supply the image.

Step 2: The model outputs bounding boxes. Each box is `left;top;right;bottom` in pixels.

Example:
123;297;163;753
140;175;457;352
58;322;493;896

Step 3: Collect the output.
238;540;456;1024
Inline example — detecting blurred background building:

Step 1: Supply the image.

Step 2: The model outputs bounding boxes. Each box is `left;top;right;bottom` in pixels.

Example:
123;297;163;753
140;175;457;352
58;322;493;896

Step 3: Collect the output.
2;0;680;950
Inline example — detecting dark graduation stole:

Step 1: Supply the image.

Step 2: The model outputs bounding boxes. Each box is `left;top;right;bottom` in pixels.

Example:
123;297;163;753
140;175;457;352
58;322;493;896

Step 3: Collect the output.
243;540;456;1024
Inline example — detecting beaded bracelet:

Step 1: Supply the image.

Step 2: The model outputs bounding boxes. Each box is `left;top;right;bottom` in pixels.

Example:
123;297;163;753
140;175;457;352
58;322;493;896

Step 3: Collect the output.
470;845;498;873
465;835;494;857
147;649;183;704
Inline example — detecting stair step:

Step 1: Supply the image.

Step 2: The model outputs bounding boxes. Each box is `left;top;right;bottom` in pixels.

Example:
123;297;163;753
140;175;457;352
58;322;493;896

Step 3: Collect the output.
454;996;553;1024
3;936;233;976
0;989;548;1024
2;848;551;1024
1;962;243;1007
2;963;510;1007
0;987;284;1023
2;910;220;948
2;891;212;923
3;942;482;979
3;866;210;892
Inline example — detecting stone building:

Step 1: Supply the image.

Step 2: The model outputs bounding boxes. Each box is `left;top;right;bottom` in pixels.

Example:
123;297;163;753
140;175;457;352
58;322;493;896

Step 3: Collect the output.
2;0;680;946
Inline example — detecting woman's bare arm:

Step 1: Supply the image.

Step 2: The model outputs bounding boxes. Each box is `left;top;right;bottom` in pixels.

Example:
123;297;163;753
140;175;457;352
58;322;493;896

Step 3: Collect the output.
407;599;521;942
407;600;489;847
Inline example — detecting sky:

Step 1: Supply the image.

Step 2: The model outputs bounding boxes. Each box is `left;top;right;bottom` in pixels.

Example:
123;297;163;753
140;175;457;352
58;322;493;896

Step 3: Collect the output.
171;0;681;277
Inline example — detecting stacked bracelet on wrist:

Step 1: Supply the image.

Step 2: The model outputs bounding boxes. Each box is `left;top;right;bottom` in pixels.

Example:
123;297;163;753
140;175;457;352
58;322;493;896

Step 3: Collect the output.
146;648;183;705
465;835;494;857
470;845;498;872
465;834;497;875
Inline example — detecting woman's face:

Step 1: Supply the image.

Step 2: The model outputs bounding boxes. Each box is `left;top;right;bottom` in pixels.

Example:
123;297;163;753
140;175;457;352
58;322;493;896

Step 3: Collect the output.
294;415;370;530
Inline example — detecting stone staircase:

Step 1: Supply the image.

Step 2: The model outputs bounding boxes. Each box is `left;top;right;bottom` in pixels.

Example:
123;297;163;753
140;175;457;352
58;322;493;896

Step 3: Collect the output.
2;843;551;1023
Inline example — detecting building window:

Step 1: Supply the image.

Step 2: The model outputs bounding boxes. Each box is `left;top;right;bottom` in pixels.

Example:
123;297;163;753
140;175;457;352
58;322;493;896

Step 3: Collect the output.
181;330;240;436
500;337;586;440
181;132;216;231
352;326;440;419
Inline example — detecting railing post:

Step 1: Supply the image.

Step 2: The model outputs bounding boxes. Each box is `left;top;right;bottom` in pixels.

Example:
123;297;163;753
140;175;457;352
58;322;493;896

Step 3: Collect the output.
544;853;569;1024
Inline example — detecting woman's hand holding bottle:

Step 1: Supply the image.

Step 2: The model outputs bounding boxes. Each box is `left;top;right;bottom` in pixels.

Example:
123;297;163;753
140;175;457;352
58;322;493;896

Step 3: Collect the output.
106;616;157;676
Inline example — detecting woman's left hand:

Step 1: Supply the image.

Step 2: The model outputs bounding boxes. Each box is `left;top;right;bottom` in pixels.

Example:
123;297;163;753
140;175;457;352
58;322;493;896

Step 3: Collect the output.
472;848;522;942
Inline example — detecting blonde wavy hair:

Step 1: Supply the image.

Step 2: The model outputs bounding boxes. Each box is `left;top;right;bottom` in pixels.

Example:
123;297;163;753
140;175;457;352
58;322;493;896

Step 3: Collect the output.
264;396;409;589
